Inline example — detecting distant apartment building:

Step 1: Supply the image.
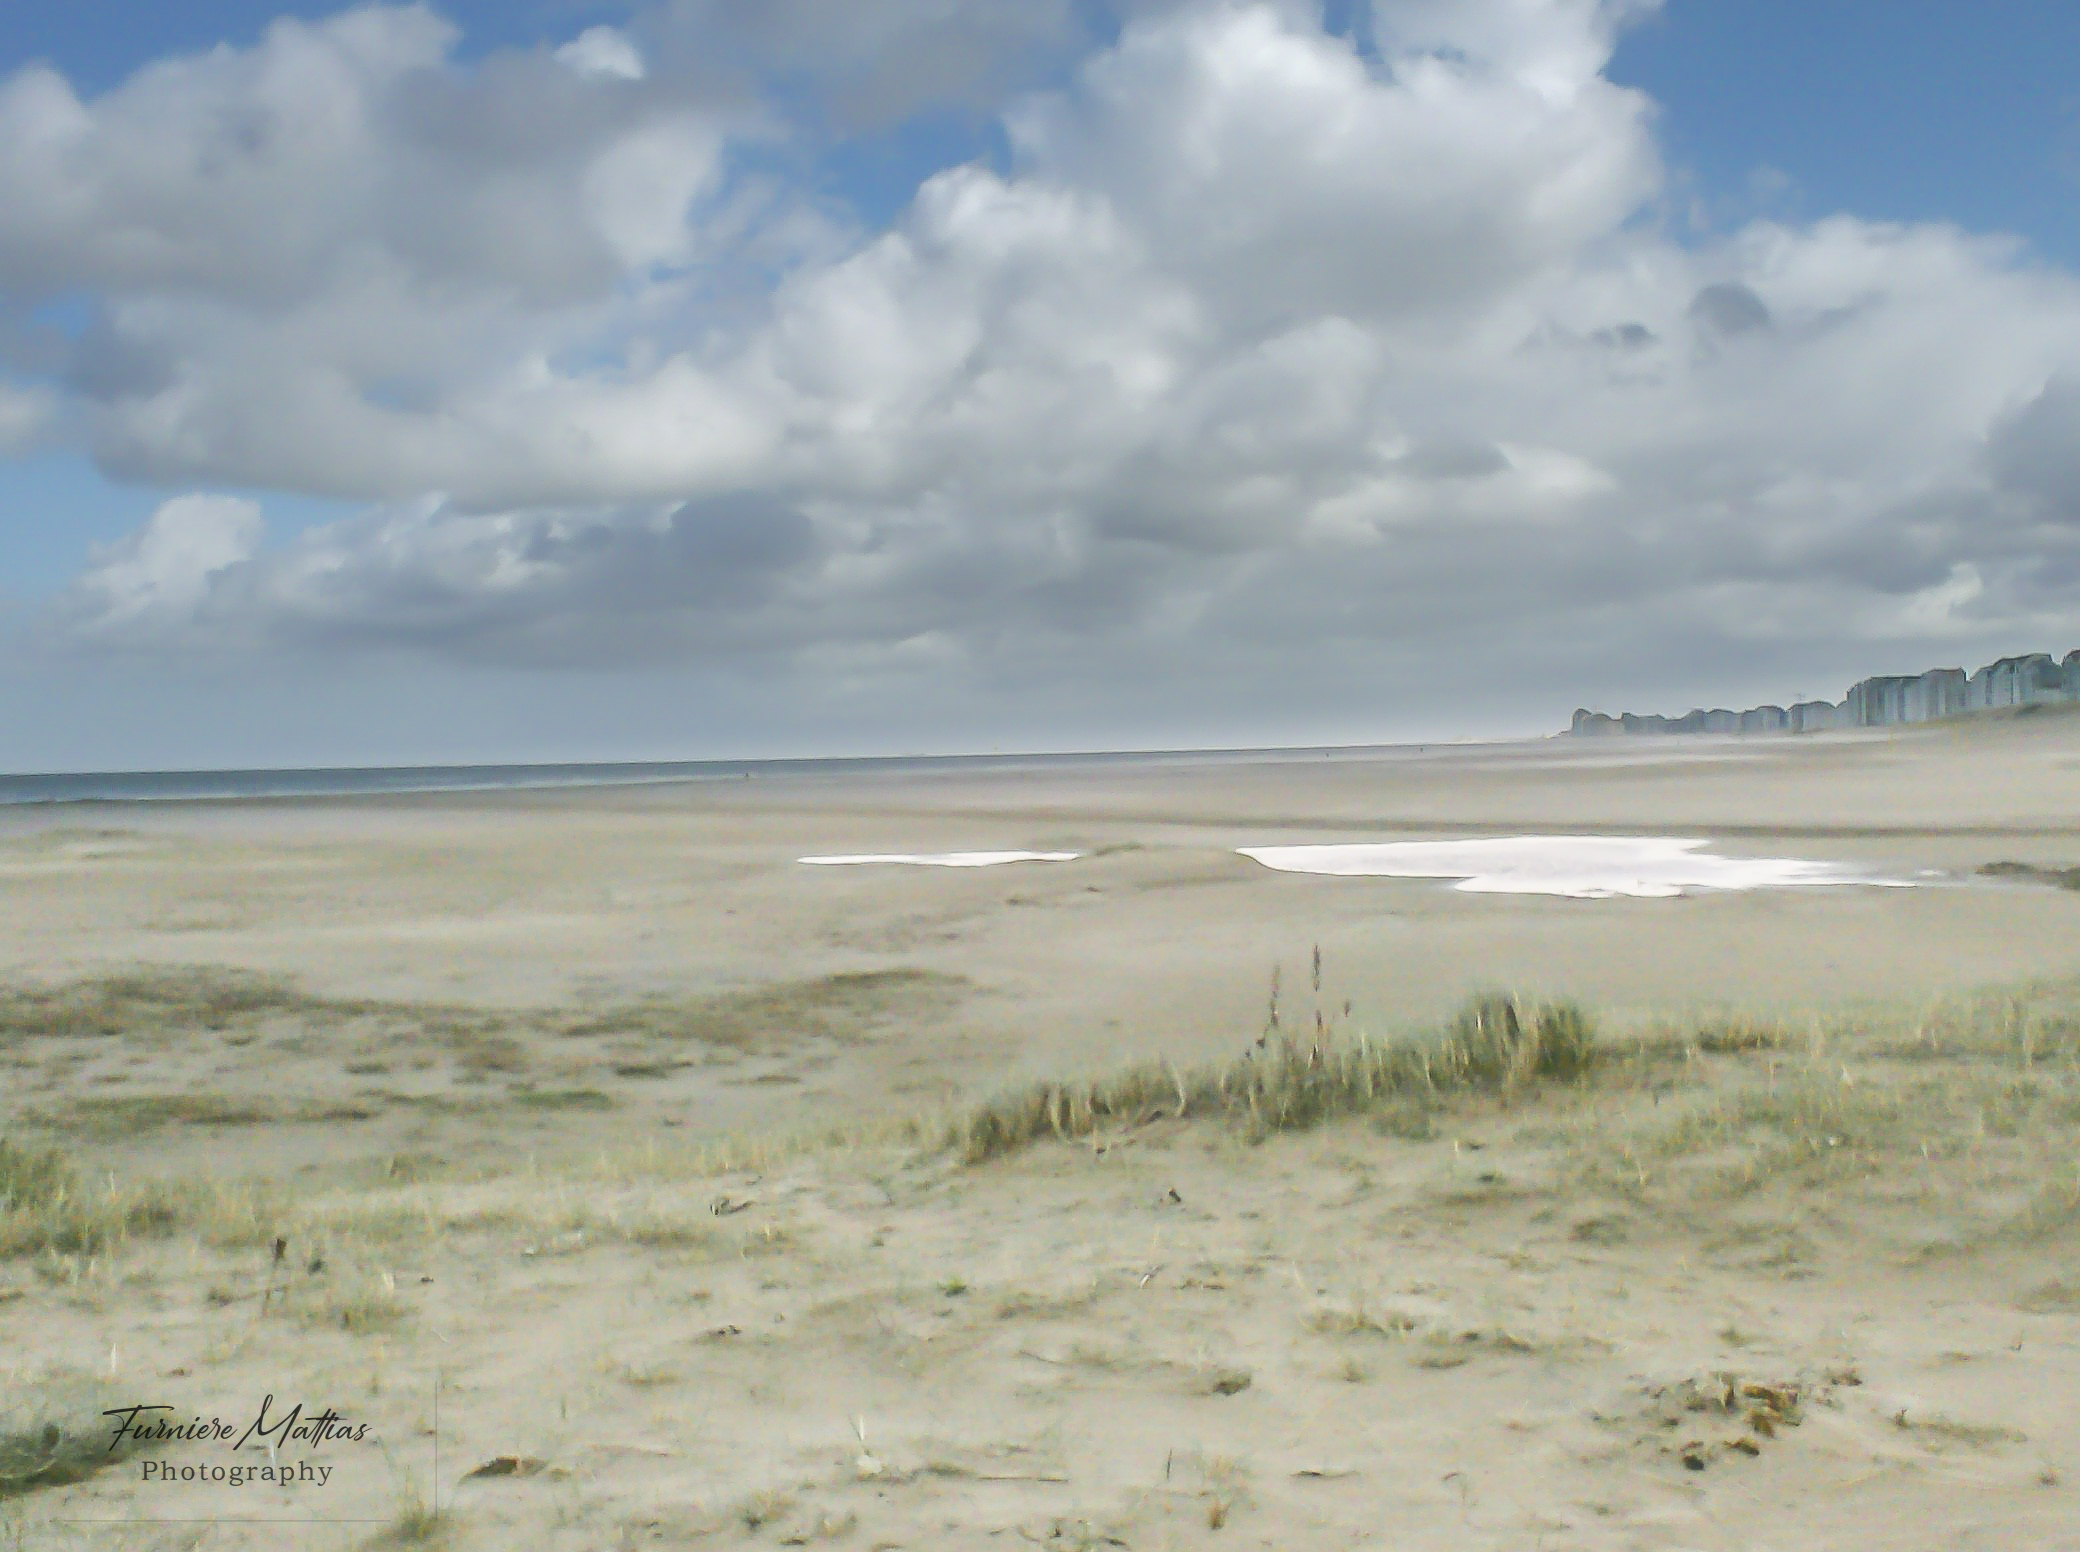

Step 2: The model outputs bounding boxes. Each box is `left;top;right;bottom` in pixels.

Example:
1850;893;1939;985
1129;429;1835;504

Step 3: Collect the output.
1970;653;2065;710
1846;667;1971;727
1844;675;1914;728
1569;644;2077;736
1904;668;1968;722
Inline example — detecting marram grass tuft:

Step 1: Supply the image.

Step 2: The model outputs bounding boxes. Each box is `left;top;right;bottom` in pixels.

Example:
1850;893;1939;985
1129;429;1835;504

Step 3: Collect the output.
950;991;1594;1164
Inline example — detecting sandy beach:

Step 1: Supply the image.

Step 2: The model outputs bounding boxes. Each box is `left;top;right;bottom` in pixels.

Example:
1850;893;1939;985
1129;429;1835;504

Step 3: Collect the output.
5;713;2080;1549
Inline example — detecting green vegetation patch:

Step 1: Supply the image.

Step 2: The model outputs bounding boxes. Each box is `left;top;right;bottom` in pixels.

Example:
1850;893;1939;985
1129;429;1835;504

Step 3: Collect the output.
60;1093;279;1131
1981;861;2080;891
0;966;346;1041
1;1376;161;1501
512;1087;615;1110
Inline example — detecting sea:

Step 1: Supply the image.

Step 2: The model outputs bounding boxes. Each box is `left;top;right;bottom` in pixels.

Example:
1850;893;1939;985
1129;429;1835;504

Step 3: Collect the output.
0;744;1440;806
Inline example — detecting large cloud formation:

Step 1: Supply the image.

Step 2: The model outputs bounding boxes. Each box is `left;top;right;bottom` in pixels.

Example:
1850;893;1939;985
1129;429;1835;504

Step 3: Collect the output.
10;0;2080;728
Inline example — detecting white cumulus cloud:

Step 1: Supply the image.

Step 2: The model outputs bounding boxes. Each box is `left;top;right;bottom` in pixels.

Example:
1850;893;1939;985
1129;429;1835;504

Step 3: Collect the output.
557;25;647;81
66;493;264;639
10;0;2080;731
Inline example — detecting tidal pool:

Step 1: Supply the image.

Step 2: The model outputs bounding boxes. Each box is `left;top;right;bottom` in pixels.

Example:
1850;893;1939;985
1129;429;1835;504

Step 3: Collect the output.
1235;837;1910;899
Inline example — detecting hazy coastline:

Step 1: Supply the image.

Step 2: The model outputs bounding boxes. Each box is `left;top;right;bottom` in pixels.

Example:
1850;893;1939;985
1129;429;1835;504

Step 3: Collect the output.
0;742;1478;808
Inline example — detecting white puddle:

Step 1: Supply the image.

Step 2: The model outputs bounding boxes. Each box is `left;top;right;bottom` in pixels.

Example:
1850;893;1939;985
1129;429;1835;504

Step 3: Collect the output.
1235;837;1912;899
798;851;1081;868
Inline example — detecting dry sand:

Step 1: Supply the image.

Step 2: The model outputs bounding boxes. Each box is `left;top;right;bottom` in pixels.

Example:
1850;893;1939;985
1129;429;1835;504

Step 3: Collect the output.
3;713;2080;1548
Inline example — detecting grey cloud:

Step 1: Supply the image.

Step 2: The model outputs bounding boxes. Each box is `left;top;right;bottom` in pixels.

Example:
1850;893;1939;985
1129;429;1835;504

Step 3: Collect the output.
1985;377;2080;514
1589;321;1655;350
658;493;819;577
1688;281;1772;336
1395;438;1511;480
64;311;181;402
652;0;1086;129
56;486;833;664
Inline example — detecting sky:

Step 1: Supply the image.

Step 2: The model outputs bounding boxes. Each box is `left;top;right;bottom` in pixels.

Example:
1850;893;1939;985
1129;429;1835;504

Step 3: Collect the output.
3;0;2080;771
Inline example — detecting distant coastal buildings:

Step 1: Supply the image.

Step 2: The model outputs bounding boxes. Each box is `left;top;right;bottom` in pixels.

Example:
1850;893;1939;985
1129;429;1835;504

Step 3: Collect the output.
1570;649;2080;737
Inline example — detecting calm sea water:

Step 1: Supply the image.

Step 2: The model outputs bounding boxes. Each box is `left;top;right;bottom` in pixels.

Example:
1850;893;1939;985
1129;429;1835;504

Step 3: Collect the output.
0;745;1429;806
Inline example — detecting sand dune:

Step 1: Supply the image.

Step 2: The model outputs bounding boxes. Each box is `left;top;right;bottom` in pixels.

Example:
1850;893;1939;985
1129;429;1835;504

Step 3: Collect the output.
4;718;2080;1547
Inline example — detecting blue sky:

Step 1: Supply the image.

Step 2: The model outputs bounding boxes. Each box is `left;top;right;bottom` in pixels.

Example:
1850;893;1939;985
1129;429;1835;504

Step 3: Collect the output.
1;1;618;85
1608;2;2080;266
3;1;2079;769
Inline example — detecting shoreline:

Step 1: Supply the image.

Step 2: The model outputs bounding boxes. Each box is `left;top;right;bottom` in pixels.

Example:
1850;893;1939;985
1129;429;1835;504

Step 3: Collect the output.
0;739;1510;809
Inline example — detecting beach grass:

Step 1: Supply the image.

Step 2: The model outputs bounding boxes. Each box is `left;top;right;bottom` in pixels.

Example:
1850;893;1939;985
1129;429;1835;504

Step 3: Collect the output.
9;966;2080;1272
0;1134;282;1261
0;1137;180;1258
948;989;1597;1163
